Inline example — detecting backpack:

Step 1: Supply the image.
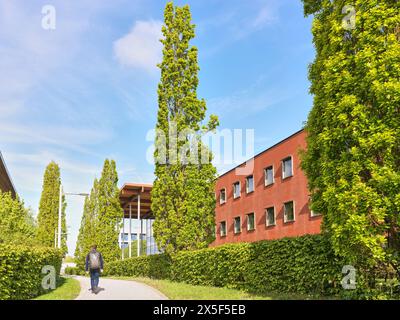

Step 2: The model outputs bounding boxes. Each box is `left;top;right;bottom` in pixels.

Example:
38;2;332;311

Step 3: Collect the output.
89;251;100;270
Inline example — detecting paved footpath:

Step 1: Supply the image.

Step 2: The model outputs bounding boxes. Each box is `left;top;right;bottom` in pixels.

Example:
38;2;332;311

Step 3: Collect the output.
74;276;168;300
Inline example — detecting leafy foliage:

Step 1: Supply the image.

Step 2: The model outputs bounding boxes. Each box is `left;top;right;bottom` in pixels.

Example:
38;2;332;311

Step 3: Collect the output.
75;159;123;270
0;191;37;245
0;244;63;300
152;1;219;255
105;235;347;296
36;162;67;254
300;0;400;277
104;254;171;280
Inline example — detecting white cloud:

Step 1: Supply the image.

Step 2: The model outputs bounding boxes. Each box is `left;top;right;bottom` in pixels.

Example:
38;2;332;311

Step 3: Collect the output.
113;20;163;73
251;4;278;29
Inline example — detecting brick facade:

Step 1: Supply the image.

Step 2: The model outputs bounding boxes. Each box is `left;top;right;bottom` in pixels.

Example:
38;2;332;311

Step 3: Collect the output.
212;129;322;246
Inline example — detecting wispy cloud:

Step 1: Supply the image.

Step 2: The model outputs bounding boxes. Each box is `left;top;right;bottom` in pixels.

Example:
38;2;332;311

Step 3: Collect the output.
208;74;292;117
197;0;282;56
114;20;163;73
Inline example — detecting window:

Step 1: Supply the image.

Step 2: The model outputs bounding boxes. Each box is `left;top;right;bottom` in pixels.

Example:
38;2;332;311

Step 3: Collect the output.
247;213;255;231
220;189;226;204
264;166;274;186
266;207;275;226
220;221;227;237
311;210;322;217
282;156;293;179
234;216;241;234
284;201;295;222
233;181;241;199
246;175;254;193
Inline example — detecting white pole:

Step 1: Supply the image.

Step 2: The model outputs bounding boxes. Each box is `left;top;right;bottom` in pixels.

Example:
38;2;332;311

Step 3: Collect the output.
57;184;63;249
122;217;125;260
137;194;141;257
129;204;132;258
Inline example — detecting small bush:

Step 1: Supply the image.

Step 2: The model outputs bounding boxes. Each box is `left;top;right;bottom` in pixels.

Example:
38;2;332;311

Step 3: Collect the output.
0;244;63;300
64;266;82;275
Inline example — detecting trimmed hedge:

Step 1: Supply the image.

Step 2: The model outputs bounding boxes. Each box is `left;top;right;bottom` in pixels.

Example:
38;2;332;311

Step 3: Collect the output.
0;244;63;300
104;254;171;280
104;234;346;296
172;235;345;295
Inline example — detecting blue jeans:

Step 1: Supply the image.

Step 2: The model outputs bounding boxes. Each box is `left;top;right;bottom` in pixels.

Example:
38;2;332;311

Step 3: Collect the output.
90;269;100;290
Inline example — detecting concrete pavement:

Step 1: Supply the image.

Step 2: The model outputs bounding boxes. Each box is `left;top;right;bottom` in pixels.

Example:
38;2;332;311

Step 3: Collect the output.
74;276;168;300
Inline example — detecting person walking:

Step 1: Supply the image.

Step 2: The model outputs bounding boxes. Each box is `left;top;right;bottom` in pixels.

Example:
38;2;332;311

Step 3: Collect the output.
85;244;104;294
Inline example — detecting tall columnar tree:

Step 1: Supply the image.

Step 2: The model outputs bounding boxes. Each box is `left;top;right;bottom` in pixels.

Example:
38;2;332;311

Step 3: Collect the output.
75;160;122;266
301;0;400;277
75;179;99;269
96;159;123;262
37;162;67;254
152;1;219;255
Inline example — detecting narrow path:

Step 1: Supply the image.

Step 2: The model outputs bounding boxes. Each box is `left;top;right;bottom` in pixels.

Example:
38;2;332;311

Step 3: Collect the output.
74;276;168;300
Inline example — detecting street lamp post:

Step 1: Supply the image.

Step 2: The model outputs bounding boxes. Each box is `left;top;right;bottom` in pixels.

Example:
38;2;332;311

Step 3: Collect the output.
57;184;89;249
57;185;63;249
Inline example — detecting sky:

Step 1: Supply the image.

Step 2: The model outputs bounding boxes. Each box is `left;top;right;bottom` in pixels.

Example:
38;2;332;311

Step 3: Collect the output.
0;0;315;255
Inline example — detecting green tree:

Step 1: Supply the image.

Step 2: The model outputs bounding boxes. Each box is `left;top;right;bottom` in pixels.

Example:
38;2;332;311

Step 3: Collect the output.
301;0;400;279
75;160;122;267
75;179;99;270
151;1;219;255
0;191;37;245
37;162;67;254
96;159;123;263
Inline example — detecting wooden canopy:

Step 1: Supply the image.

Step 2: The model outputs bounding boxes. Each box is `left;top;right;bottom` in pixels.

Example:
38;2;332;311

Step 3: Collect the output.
119;183;153;219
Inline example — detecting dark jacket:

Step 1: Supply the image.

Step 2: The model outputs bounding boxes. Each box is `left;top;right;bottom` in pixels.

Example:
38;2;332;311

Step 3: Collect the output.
85;249;104;271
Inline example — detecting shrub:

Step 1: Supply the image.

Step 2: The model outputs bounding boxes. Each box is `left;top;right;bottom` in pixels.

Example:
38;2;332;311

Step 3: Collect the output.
100;234;400;298
104;253;171;280
64;266;82;276
171;234;345;296
105;234;346;296
0;244;63;300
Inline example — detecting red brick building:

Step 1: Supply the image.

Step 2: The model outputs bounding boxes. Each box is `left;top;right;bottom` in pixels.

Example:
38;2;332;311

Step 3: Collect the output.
212;129;322;247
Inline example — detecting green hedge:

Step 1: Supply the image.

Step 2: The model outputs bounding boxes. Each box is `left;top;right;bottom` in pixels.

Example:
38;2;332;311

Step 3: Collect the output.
172;235;345;295
104;253;171;280
104;234;346;296
0;244;63;300
64;266;84;276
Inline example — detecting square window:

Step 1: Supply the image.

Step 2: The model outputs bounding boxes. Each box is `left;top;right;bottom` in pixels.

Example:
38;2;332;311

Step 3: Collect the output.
247;213;255;231
311;210;322;217
282;157;293;179
233;182;241;199
265;166;274;186
220;189;226;204
234;217;241;234
246;175;254;193
266;207;275;226
284;201;295;222
220;221;227;237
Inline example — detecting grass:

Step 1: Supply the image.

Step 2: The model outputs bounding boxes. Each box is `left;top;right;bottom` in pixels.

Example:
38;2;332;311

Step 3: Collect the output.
33;277;81;300
109;276;325;300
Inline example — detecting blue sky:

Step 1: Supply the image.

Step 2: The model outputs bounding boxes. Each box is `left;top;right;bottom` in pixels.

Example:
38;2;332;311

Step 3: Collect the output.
0;0;315;255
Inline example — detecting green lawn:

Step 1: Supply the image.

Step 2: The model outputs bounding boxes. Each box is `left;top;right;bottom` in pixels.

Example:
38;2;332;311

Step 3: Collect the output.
33;277;81;300
109;276;325;300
